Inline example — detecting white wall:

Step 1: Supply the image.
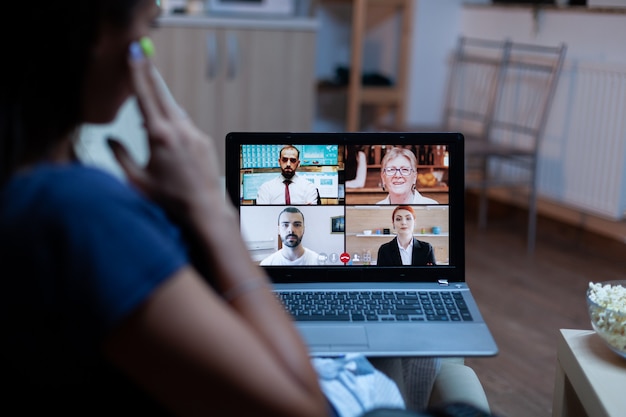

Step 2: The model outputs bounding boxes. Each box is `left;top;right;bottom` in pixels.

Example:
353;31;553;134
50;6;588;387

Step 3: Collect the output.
458;5;626;219
76;98;148;179
460;6;626;63
406;0;467;125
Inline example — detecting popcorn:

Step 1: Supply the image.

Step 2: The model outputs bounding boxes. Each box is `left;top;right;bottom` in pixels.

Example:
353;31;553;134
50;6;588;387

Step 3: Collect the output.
588;282;626;355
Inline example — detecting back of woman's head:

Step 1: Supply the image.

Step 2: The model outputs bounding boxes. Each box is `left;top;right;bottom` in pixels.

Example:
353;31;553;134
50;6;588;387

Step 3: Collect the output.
0;0;142;183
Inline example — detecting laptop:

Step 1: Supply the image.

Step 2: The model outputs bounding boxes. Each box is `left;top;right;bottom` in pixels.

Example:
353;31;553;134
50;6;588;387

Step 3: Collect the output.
225;131;498;357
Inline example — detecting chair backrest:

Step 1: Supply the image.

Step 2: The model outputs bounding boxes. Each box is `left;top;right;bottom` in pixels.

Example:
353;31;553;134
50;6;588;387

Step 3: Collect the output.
487;41;567;156
442;37;510;137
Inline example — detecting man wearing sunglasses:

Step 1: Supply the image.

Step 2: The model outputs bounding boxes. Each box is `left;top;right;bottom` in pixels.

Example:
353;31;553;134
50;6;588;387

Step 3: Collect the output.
256;145;320;205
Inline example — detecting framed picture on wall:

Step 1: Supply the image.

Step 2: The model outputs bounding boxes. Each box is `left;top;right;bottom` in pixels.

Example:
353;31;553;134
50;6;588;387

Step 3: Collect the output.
331;216;344;234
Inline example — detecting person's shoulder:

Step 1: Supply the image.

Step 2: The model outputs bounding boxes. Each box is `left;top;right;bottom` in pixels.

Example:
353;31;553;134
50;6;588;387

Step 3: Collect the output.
303;248;320;264
294;174;316;186
260;250;280;265
376;197;389;204
304;247;319;256
414;238;433;248
3;163;147;222
6;163;114;196
412;193;438;204
378;237;396;250
258;174;280;189
46;164;139;209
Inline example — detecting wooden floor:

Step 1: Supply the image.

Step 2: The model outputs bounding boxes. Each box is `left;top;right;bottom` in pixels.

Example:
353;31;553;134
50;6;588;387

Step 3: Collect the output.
462;195;626;417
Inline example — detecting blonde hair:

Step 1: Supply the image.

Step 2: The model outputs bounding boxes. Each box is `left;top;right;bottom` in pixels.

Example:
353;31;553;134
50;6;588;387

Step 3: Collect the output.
380;147;417;171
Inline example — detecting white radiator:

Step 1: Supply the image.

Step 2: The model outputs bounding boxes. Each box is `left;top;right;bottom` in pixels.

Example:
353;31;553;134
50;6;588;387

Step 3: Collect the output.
539;60;626;221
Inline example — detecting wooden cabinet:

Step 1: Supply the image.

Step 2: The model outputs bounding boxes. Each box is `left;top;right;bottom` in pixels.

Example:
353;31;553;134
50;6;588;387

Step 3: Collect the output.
316;0;413;131
151;16;318;173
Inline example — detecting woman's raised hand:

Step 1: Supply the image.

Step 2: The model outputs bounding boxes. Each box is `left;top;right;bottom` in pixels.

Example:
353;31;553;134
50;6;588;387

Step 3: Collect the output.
109;38;227;221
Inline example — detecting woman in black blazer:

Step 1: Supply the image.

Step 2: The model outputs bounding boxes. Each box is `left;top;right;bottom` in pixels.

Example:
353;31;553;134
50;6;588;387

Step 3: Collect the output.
376;205;436;266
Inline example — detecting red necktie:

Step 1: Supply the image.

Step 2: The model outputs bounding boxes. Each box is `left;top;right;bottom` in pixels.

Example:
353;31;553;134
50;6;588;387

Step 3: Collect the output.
283;180;291;204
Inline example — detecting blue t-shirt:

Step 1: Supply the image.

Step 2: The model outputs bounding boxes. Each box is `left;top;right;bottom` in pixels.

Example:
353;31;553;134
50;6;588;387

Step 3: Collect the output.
0;163;189;414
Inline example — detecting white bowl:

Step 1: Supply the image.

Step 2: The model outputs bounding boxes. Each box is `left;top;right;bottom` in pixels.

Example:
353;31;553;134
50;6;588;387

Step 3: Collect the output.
587;280;626;359
363;230;372;235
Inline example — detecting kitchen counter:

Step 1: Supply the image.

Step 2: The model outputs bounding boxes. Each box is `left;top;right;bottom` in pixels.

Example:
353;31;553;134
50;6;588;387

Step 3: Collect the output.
158;13;318;31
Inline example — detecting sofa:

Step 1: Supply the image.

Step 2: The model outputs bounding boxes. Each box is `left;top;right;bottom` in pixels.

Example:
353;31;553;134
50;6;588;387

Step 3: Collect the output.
369;357;490;413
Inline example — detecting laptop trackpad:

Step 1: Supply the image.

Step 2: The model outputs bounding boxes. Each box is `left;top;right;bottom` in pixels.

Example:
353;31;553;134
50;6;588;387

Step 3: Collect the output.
299;326;369;347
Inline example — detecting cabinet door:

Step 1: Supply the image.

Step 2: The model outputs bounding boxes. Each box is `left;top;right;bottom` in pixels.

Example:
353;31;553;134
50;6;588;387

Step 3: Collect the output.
225;29;315;131
151;24;316;174
151;26;219;130
151;26;221;157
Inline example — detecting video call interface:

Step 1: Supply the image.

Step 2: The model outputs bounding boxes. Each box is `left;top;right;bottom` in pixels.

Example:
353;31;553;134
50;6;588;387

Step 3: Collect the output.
237;143;451;268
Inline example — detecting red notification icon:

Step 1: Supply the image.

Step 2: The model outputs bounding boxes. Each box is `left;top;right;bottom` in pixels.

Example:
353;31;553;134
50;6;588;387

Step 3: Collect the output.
339;252;350;263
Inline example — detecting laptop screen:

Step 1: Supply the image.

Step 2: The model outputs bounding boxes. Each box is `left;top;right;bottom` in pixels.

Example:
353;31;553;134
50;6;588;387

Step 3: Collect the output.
225;132;465;284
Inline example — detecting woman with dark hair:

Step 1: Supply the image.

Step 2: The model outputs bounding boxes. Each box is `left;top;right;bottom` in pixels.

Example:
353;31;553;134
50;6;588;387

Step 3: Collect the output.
0;1;459;415
0;1;329;415
376;206;436;266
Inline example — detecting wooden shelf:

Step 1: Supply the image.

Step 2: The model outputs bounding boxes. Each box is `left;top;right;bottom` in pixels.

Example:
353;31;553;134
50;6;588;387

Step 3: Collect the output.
317;84;403;104
318;0;413;131
360;87;404;104
321;0;412;9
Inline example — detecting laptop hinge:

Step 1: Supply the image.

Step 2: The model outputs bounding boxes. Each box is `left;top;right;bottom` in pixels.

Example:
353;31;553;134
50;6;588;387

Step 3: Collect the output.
438;279;449;286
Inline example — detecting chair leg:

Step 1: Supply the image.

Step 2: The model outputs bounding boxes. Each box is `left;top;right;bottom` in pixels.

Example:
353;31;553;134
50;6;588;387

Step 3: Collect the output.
478;184;488;230
473;156;489;229
527;183;538;254
476;157;489;230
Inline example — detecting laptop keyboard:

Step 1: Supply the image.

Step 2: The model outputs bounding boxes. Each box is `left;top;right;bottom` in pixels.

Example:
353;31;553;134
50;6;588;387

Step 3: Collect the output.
275;290;473;322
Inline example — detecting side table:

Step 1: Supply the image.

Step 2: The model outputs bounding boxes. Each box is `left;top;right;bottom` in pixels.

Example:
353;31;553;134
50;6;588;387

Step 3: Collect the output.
553;329;626;417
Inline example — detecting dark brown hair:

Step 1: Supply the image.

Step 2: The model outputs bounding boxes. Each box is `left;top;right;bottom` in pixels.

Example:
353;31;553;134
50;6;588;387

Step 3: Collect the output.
0;1;144;184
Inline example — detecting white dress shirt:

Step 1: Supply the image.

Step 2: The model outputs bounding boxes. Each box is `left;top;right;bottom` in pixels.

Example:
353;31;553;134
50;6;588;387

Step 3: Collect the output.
397;238;414;266
256;174;319;205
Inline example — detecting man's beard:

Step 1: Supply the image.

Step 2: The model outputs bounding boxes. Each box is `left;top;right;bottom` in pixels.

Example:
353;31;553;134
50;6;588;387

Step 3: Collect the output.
282;234;301;248
282;168;295;179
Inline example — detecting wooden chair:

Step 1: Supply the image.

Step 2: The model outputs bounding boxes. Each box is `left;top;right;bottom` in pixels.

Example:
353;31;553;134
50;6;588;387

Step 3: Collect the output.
378;37;509;136
465;40;567;253
378;36;567;253
439;37;510;138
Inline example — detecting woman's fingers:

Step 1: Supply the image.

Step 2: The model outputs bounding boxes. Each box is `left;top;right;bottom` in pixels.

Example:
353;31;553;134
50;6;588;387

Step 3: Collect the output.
124;38;223;215
150;65;187;121
137;36;183;120
130;38;186;124
128;40;164;129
